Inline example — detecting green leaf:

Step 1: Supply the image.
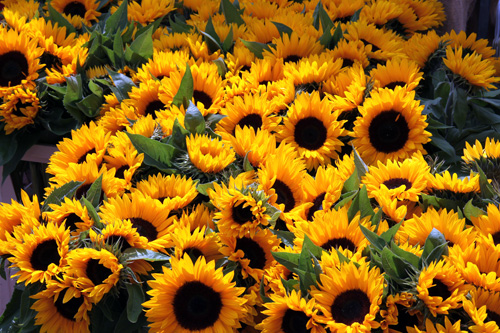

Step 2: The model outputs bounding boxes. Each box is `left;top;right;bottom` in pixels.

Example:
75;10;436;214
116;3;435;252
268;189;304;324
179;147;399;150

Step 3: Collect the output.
379;222;401;244
82;197;104;229
419;228;448;268
381;247;410;283
421;193;460;212
350;8;361;22
353;147;368;179
76;93;104;118
259;277;272;303
172;64;193;108
271;21;293;37
63;75;85;122
474;161;497;199
201;18;222;53
104;0;128;36
107;69;135;101
358;185;374;219
302;234;324;260
47;3;76;36
42;181;84;212
169;15;193;33
126;133;177;172
428;131;457;157
125;283;145;324
0;132;18;166
222;26;234;53
312;1;333;31
221;0;245;26
240;39;272;59
452;87;468;130
359;223;385;251
270;229;295;248
243;151;254;172
0;288;22;331
122;248;171;262
126;26;154;63
342;169;360;193
113;32;125;67
272;252;300;272
334;190;358;210
330;24;344;49
463;199;485;220
390;242;420;268
196;181;214;196
170;118;190;150
371;207;383;226
184;101;206;134
213;57;228;77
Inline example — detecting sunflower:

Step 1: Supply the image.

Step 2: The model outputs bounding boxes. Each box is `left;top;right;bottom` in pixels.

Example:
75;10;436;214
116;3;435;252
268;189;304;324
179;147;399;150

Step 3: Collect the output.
443;46;500;90
49;0;101;28
45;46;89;85
124;79;170;119
442;30;496;60
170;224;222;263
406;317;467;333
0;28;43;97
416;259;470;316
294;207;374;258
311;261;384;332
277;91;346;170
143;255;247;332
257;143;307;213
463;287;500;332
133;173;198;211
352;86;431;165
175;204;217;232
242;0;279;19
242;17;280;44
370;57;423;92
46;121;110;177
216;93;281;136
96;102;131;134
9;221;70;285
44;197;93;237
404;30;443;69
219;227;280;281
302;164;343;221
284;51;343;89
184;133;236;175
462;138;500;183
257;289;326;333
360;0;404;28
31;277;92;333
155;104;186;137
262;245;299;297
0;86;39;134
471;204;500;248
222;126;277;168
381;292;421;332
133;49;192;83
224;42;257;78
426;170;481;204
397;207;476;254
400;0;446;32
98;191;173;252
2;0;39;31
263;31;323;64
362;153;429;202
209;178;272;238
26;17;79;48
330;39;370;70
126;0;175;25
325;0;365;23
65;247;123;303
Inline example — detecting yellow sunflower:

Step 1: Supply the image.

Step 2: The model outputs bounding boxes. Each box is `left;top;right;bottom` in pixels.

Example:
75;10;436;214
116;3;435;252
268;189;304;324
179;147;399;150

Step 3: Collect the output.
44;197;93;237
126;0;175;25
370;57;423;92
65;247;123;303
124;79;170;119
0;28;43;97
277;91;346;170
46;121;111;176
9;221;70;285
463;287;500;333
330;39;370;70
462;138;500;183
257;289;326;333
2;0;39;31
170;224;222;263
404;30;443;68
311;261;384;332
0;86;39;134
362;152;429;202
283;51;343;89
406;317;467;333
219;227;280;280
359;0;404;28
133;49;191;83
352;86;431;165
25;17;79;48
185;133;236;174
98;191;173;252
155;104;186;137
416;259;470;316
400;0;446;32
471;204;500;248
49;0;101;28
263;31;323;64
31;277;92;333
442;30;496;60
143;255;247;332
443;46;500;90
174;203;217;232
426;170;481;203
325;0;365;23
381;292;420;332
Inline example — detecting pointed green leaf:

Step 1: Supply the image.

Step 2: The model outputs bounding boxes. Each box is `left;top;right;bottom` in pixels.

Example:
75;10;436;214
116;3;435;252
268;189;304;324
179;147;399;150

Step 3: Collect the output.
359;223;385;251
196;181;215;196
379;222;401;244
85;174;103;207
330;24;344;49
170;118;190;150
169;15;193;33
213;57;228;77
221;0;245;26
173;64;193;108
271;21;293;37
127;26;154;63
126;133;177;172
270;229;295;248
452;87;468;130
47;3;76;36
381;247;410;283
272;252;301;272
463;199;485;220
122;248;171;262
353;147;368;179
342;168;360;193
126;283;145;324
259;276;272;303
475;161;496;199
243;151;254;171
334;190;358;210
107;69;135;101
184;101;206;134
104;0;128;36
358;185;374;219
240;39;272;59
302;234;325;260
390;242;420;267
42;181;84;212
312;1;333;31
222;26;234;53
82;197;104;229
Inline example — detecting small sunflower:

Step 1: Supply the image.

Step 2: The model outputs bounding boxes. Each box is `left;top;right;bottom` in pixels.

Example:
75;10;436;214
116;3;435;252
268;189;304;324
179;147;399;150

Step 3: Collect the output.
325;0;365;23
471;204;500;248
330;39;370;70
44;197;93;237
311;261;384;332
49;0;101;28
133;49;191;83
462;138;500;182
406;317;467;333
170;224;222;263
65;247;123;303
404;30;443;68
277;91;346;170
400;0;446;32
124;79;169;119
9;221;70;285
257;289;326;333
442;30;496;60
284;51;343;90
143;255;247;332
126;0;175;25
416;259;470;316
31;277;92;333
184;133;236;175
426;170;481;204
381;292;420;332
223;126;277;168
463;287;500;332
175;204;217;232
263;31;323;64
0;86;39;134
370;57;423;92
352;86;431;165
219;227;280;281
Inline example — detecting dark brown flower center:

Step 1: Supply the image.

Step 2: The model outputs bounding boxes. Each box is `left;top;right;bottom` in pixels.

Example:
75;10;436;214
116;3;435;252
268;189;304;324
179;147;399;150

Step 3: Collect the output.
30;239;61;271
235;237;267;270
86;258;113;285
273;179;296;213
321;237;356;253
232;202;254;225
77;148;96;164
283;55;301;63
307;192;326;221
492;231;500;246
64;213;81;231
341;58;354;68
54;288;84;321
384;81;407;90
0;51;28;87
382;178;412;190
331;289;371;325
486;310;500;326
144;100;166;116
40;52;63;71
294;117;327;150
173;281;222;330
281;309;311;333
63;1;87;18
129;217;158;242
235;113;263;133
427;278;451;300
193;90;213;109
368;110;409;153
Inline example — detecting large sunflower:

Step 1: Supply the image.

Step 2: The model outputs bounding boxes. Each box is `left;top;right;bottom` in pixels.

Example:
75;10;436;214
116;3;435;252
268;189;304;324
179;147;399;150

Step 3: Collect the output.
49;0;101;28
175;203;217;232
31;277;92;333
124;79;170;119
258;289;326;333
369;57;423;92
330;39;370;70
9;221;70;285
404;30;443;68
184;133;236;175
143;255;247;332
65;247;123;304
442;30;496;60
463;287;500;332
277;91;346;170
311;261;384;332
133;49;191;83
426;170;481;204
352;86;431;165
416;259;470;316
263;31;323;64
0;28;43;96
0;86;39;134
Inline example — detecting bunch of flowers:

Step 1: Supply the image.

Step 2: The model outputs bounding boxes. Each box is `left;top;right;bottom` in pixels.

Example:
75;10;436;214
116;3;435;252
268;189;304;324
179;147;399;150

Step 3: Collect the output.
1;0;500;332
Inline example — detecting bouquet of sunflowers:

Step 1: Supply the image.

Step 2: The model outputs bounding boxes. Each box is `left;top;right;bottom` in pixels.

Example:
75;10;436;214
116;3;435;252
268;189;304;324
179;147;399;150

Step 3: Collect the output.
2;0;500;332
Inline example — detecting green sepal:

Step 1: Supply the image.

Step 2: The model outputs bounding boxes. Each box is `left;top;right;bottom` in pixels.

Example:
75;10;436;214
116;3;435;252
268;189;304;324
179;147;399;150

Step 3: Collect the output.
334;190;358;210
419;228;449;269
122;248;171;262
184;101;206;134
243;151;254;172
125;283;145;324
42;181;84;212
